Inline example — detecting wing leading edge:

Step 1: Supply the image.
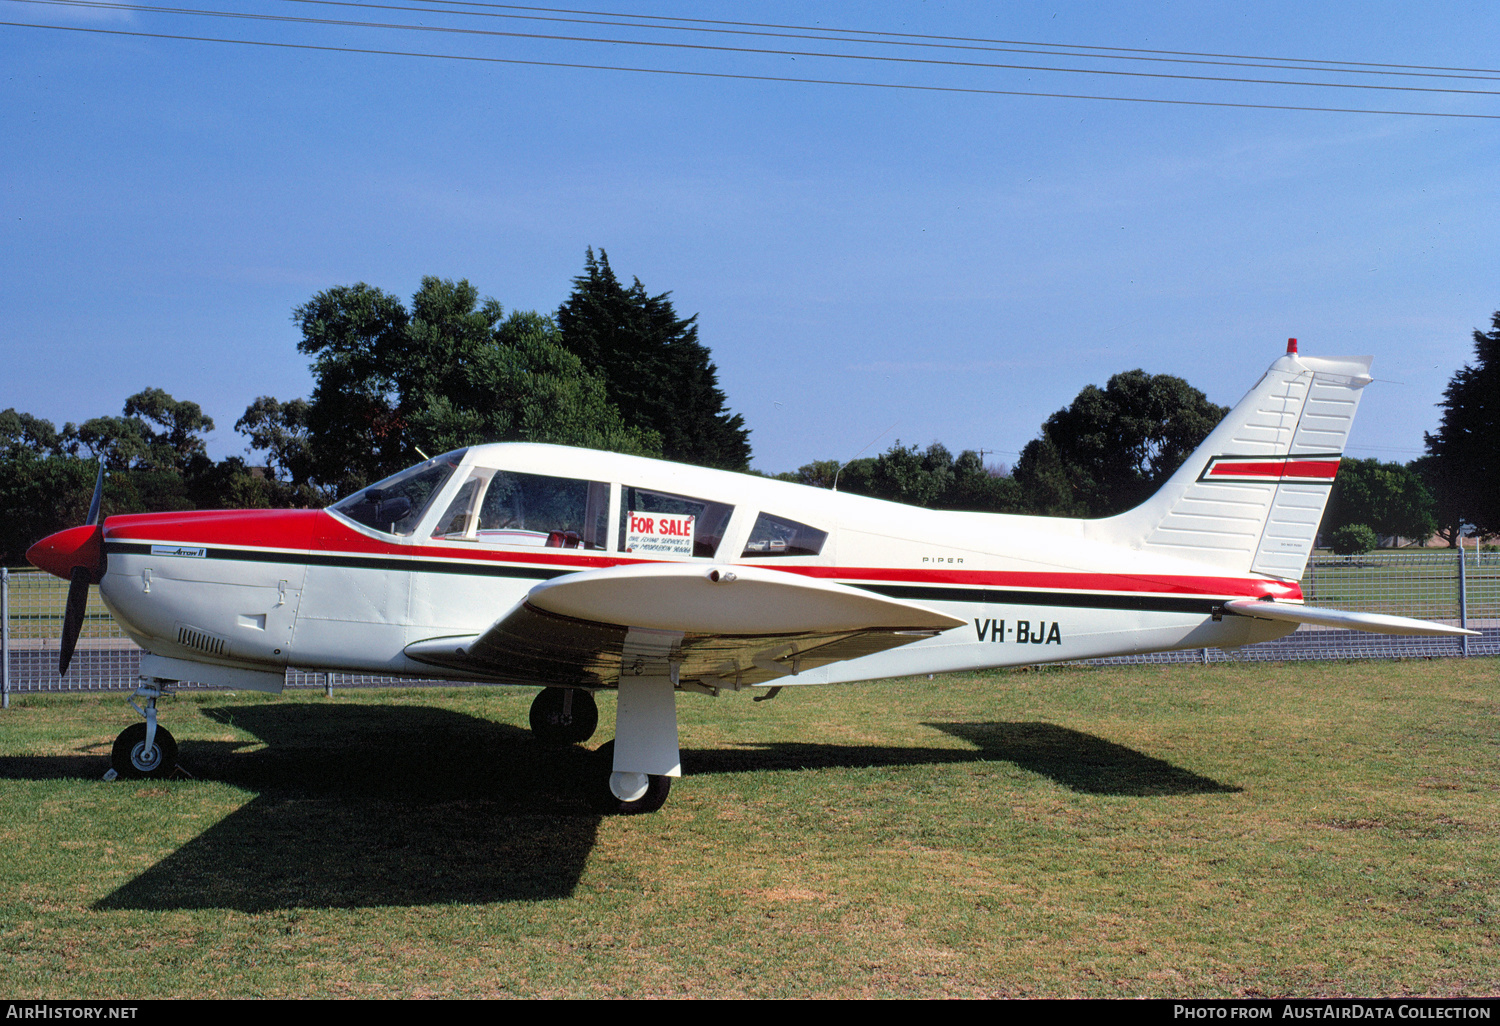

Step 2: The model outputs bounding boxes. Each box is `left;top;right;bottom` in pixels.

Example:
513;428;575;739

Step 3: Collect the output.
404;563;967;689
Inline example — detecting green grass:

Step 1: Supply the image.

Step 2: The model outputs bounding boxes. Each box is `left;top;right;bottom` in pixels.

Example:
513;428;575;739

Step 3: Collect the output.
1;659;1497;998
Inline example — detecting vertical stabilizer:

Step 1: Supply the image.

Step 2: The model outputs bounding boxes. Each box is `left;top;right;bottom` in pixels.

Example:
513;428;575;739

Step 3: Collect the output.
1100;347;1373;579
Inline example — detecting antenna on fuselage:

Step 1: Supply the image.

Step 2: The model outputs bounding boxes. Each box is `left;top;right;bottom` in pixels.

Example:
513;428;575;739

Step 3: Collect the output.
832;420;898;492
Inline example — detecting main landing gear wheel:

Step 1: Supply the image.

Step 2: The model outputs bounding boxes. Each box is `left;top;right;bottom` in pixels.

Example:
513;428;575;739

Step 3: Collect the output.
529;687;599;745
590;740;671;815
111;722;178;779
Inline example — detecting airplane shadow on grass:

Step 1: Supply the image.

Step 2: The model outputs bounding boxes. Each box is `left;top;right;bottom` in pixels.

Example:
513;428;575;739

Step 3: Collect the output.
0;703;1236;912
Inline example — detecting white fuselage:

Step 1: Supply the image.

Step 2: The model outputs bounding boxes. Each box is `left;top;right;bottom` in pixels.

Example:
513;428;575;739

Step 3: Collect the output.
98;441;1299;693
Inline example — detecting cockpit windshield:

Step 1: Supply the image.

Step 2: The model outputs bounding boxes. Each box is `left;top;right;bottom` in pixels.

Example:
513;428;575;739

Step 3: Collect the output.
330;449;467;536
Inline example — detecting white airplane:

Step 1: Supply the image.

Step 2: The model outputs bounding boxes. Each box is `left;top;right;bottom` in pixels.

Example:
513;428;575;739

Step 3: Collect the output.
27;341;1474;812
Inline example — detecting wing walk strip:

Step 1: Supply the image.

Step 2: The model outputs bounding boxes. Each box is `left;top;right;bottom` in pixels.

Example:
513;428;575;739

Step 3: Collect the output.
105;541;1235;615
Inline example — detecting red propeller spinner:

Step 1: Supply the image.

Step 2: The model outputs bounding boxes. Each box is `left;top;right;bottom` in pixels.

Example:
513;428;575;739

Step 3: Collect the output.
26;522;105;584
26;461;107;675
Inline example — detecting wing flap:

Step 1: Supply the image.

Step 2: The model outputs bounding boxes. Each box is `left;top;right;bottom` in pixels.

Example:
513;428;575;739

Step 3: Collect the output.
1222;598;1478;637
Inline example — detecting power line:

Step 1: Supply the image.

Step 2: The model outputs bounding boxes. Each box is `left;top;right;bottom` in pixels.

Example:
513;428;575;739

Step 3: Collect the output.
1346;445;1429;455
6;18;1498;119
14;0;1500;99
267;0;1500;84
412;1;1500;78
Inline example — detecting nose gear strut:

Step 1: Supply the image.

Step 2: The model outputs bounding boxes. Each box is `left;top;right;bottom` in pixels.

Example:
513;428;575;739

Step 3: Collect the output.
106;681;178;780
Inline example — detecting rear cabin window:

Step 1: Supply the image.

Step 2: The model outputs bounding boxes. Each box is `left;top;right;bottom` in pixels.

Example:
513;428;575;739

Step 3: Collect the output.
740;512;828;558
434;470;610;550
620;487;733;559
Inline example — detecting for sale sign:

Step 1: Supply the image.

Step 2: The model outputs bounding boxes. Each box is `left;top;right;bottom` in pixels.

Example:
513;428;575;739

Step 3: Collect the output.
626;511;695;556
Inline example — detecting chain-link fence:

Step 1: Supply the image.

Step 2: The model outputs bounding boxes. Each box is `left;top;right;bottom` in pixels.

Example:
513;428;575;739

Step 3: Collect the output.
4;551;1497;701
1090;548;1498;666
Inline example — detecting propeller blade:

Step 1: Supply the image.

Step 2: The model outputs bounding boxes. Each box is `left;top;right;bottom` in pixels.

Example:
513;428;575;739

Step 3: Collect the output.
43;459;108;675
85;459;105;526
60;567;92;676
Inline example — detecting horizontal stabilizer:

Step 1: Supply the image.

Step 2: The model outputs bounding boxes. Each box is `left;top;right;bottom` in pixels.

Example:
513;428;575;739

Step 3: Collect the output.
1222;598;1478;637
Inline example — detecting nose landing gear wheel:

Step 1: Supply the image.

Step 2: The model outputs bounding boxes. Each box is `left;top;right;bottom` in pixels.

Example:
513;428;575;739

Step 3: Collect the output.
590;740;671;815
529;687;599;745
111;722;178;779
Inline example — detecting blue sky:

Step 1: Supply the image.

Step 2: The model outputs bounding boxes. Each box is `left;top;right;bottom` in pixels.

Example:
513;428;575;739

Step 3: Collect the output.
3;1;1497;477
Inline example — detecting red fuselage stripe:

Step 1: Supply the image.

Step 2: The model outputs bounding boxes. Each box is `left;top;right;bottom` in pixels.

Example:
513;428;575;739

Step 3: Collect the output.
104;509;1302;602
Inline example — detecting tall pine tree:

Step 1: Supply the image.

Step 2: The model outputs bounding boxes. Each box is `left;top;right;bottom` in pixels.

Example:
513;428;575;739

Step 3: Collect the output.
556;249;751;471
1425;311;1500;535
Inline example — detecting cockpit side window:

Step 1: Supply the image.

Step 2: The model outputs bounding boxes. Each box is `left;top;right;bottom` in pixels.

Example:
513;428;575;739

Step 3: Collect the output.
435;469;609;550
620;486;733;559
331;449;467;536
741;512;828;558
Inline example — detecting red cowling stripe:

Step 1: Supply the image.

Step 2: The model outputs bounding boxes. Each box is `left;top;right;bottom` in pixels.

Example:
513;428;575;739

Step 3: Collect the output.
105;509;323;550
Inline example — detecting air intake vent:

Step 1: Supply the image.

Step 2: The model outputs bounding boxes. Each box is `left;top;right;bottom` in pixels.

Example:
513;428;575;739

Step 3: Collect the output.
177;624;229;658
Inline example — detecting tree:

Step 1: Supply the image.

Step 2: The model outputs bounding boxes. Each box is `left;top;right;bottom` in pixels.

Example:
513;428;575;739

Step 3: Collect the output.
0;409;59;455
868;441;952;508
124;388;215;472
54;389;220;515
290;280;414;492
285;277;660;495
937;448;1023;513
556;249;751;471
0;449;97;566
1318;458;1436;546
778;442;1022;513
1409;454;1465;547
1424;311;1500;536
234;396;324;506
0;391;220;563
57;389;214;482
0;410;90;565
776;459;842;490
1012;370;1228;517
61;414;153;470
1011;433;1086;516
1329;524;1378;556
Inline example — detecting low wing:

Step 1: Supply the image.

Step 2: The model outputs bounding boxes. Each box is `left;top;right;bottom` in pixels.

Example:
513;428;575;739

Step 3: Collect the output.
405;563;966;689
1222;598;1478;637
